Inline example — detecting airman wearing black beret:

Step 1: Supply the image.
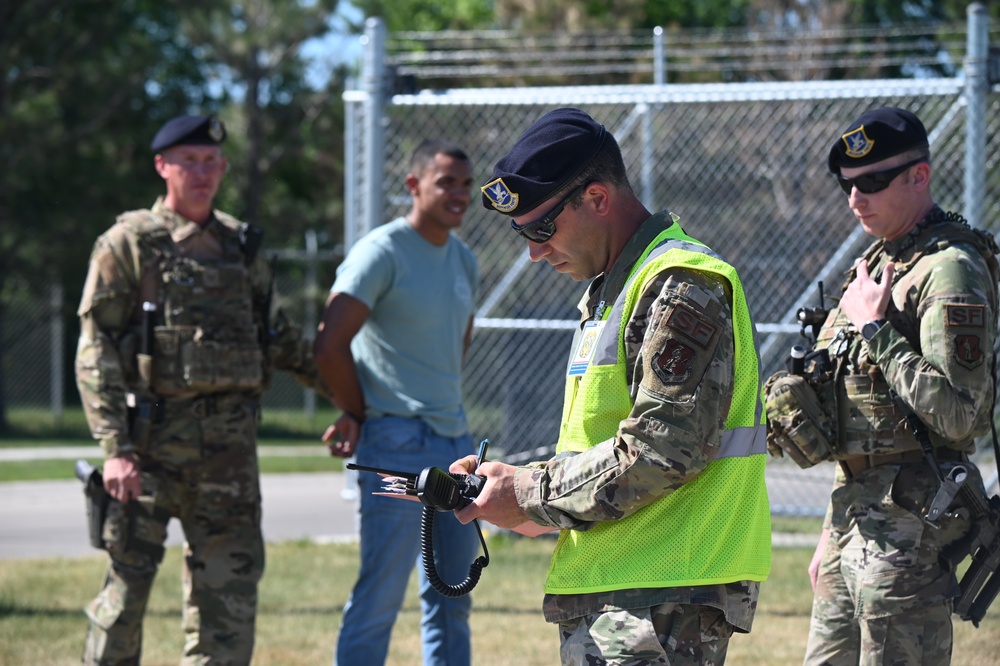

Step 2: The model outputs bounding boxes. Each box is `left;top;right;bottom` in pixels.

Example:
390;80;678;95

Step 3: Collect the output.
457;107;770;664
827;106;928;173
481;107;607;216
150;114;227;153
789;104;1000;666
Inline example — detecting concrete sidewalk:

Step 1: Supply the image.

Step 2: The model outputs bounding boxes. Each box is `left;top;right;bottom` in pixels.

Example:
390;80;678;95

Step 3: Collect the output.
1;445;824;551
0;444;329;461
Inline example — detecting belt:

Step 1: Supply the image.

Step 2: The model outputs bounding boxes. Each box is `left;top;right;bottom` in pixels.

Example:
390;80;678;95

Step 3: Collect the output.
841;447;966;477
160;393;250;420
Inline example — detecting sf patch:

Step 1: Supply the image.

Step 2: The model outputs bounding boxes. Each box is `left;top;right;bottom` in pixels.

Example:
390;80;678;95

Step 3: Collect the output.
946;304;987;370
665;303;718;349
945;304;986;328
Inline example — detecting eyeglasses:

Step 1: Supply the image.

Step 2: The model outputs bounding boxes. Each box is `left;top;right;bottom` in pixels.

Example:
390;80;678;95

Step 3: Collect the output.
836;158;926;195
510;182;588;243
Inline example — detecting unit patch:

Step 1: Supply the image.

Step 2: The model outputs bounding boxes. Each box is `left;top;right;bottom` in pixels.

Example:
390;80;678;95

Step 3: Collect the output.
652;339;696;383
842;126;875;159
665;303;718;349
954;335;984;370
945;304;986;328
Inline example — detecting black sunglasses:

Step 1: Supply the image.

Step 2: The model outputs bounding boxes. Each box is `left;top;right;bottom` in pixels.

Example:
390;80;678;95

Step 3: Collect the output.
836;157;926;195
510;182;588;243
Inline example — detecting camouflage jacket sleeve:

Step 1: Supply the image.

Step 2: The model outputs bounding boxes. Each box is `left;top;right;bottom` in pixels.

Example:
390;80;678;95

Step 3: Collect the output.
75;223;143;458
515;268;735;529
867;242;998;442
248;252;331;400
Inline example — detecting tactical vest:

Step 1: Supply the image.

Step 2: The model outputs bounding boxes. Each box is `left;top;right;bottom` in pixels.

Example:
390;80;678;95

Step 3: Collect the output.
120;211;264;396
817;213;1000;457
545;222;771;595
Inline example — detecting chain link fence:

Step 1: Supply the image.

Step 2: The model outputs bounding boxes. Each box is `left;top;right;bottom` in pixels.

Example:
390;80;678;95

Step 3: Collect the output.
350;82;1000;450
5;16;1000;515
340;16;1000;515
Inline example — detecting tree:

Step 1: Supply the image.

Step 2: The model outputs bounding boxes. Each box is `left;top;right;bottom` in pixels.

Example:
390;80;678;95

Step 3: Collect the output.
0;0;212;432
0;0;352;431
179;0;346;243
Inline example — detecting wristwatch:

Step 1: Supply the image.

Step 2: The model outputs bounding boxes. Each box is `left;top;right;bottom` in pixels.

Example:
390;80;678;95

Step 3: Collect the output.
861;319;887;341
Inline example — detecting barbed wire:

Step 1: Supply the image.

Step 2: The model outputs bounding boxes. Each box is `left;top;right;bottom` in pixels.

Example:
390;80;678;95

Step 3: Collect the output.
386;21;996;86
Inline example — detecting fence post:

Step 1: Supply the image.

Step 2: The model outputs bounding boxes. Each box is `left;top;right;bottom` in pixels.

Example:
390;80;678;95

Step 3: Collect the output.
344;75;361;249
964;3;988;229
303;230;318;419
50;283;64;423
653;26;666;85
362;17;387;240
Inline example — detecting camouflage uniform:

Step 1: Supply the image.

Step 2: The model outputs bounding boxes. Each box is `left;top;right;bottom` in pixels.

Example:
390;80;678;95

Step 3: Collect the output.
802;209;1000;665
76;197;326;665
514;213;765;664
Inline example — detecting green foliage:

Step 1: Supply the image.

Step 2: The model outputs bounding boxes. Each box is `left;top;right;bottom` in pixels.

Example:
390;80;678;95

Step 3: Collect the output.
178;0;349;243
349;0;494;31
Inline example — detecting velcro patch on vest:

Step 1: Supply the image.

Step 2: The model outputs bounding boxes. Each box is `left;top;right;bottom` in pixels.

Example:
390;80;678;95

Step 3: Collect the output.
664;303;718;349
945;304;986;328
652;339;696;384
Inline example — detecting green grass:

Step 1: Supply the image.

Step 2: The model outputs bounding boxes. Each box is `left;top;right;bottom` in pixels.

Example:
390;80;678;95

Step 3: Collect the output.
0;405;346;482
0;456;345;482
0;406;340;445
1;537;998;666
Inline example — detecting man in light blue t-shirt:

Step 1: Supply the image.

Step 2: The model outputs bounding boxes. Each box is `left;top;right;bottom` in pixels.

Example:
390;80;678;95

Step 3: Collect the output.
314;139;480;666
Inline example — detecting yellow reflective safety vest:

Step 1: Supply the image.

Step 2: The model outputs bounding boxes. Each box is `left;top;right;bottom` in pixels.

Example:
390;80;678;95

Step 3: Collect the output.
546;220;771;595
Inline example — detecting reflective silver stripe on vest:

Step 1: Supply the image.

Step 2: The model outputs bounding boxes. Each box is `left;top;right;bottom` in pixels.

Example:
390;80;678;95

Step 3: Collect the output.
718;424;768;459
592;238;724;367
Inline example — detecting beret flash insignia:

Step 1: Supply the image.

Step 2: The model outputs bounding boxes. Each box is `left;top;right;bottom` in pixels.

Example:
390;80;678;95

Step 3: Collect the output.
482;177;518;213
208;118;225;143
842;126;875;159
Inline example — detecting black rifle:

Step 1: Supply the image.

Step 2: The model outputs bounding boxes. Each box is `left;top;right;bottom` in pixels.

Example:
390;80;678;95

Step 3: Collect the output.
939;466;1000;626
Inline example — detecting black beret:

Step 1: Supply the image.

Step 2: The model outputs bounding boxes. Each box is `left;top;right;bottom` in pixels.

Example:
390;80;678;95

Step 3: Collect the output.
827;107;928;173
481;107;607;216
150;115;227;153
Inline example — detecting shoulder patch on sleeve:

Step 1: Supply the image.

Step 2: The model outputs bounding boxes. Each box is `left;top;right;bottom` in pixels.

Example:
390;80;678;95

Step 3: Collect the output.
945;304;986;328
665;303;719;349
954;335;985;370
652;339;697;384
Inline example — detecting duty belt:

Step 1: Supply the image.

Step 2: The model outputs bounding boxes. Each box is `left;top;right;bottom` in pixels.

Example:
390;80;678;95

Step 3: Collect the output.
841;447;966;477
160;393;250;420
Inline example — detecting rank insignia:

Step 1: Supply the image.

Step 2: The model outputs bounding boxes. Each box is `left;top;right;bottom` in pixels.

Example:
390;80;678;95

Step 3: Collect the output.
842;126;875;159
954;335;984;370
652;339;696;384
482;177;519;213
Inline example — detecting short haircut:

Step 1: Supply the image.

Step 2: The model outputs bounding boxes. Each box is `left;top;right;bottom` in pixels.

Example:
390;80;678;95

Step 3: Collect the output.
897;146;932;165
564;132;635;206
411;139;471;173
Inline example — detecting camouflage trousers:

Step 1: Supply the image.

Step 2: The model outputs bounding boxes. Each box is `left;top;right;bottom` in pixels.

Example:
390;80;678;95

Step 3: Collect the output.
83;397;264;666
803;463;976;666
558;603;733;665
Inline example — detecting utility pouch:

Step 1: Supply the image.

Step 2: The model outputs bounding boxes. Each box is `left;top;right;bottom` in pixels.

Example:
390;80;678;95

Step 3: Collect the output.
75;460;109;550
764;371;838;468
126;391;155;451
152;325;263;395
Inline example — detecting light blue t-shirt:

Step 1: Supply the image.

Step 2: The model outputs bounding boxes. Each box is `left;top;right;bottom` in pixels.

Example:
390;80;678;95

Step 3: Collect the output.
331;218;479;437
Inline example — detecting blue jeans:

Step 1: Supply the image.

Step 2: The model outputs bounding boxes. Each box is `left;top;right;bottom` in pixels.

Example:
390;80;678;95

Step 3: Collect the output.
335;416;480;666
